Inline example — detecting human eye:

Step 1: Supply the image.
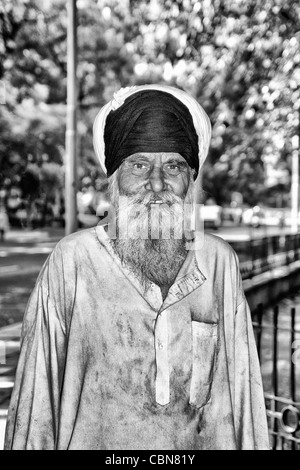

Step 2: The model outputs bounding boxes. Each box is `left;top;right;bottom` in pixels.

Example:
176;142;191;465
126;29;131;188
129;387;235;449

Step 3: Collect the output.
169;163;180;170
130;161;150;175
133;162;148;170
164;161;187;176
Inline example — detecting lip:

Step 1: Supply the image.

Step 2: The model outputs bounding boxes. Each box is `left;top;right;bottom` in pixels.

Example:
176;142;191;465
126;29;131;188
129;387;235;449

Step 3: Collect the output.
151;200;164;204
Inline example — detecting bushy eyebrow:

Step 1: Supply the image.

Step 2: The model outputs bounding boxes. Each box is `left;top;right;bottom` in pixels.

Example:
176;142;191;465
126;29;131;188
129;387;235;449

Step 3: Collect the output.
124;154;187;165
125;155;151;163
165;158;187;165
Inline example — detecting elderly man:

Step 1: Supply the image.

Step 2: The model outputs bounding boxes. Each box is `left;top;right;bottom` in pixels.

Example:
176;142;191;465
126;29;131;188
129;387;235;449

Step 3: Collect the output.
4;85;269;450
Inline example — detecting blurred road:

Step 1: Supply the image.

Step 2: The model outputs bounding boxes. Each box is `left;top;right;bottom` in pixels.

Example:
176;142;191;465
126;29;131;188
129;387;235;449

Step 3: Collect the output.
0;227;64;449
0;227;64;328
215;223;292;241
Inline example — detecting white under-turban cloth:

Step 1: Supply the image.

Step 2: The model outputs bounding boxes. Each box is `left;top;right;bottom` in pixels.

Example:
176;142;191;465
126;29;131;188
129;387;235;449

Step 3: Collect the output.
93;84;212;184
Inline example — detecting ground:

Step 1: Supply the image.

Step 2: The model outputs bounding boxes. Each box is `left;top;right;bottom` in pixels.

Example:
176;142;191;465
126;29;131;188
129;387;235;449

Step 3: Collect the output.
0;227;63;328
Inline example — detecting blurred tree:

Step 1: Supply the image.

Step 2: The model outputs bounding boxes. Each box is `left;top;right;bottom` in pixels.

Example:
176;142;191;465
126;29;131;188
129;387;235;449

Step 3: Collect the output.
19;163;40;199
39;161;64;224
0;0;300;209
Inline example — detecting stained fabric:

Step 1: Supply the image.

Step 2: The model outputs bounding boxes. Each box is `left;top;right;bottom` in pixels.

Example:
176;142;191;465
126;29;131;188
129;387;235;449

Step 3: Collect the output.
4;227;270;450
103;91;199;177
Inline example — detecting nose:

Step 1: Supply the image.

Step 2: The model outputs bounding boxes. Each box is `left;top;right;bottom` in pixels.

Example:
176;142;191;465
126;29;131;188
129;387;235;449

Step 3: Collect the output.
146;165;166;193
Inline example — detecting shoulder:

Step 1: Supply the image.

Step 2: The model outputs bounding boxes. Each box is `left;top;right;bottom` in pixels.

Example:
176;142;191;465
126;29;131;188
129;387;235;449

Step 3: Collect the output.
54;227;98;253
43;227;100;271
203;232;237;260
202;232;245;305
38;227;101;288
201;232;241;279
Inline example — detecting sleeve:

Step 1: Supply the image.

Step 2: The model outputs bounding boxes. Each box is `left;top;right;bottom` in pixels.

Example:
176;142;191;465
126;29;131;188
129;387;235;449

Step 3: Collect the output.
4;247;67;450
233;296;270;450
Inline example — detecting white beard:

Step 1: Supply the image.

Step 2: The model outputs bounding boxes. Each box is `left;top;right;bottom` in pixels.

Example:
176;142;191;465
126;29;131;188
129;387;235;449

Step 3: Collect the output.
113;237;187;289
108;180;195;289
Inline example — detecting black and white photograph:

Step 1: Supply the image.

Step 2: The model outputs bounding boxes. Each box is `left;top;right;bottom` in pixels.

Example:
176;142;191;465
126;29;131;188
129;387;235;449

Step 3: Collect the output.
0;0;300;452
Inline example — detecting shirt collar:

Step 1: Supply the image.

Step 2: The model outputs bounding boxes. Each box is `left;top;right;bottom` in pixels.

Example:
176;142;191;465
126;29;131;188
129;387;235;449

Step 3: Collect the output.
94;224;206;311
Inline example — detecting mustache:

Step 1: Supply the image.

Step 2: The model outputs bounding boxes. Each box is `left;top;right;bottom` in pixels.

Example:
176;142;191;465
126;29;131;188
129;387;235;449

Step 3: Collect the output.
123;191;183;207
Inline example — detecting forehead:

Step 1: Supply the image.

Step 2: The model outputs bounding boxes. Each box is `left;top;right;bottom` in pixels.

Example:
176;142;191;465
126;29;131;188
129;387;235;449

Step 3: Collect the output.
124;152;187;163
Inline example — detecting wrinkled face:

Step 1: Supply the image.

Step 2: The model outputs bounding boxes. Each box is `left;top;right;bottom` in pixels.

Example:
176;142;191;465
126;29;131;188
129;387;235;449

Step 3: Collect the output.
106;152;196;245
118;152;192;199
108;153;194;288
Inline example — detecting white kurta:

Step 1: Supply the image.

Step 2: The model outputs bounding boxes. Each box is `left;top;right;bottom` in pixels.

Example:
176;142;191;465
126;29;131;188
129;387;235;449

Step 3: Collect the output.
4;226;270;450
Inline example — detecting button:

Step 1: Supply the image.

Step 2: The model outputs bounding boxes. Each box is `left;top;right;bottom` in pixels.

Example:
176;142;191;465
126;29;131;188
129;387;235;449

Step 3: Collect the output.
158;342;164;350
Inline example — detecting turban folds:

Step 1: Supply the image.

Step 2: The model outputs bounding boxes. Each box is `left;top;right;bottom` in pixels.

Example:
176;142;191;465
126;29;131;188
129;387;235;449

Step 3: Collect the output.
93;84;212;182
103;91;199;177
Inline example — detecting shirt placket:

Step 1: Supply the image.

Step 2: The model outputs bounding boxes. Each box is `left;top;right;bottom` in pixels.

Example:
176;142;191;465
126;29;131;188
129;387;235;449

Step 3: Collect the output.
152;268;206;407
154;309;170;406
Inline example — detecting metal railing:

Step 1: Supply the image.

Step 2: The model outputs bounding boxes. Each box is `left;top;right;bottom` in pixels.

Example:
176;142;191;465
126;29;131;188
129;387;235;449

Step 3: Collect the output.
0;335;19;411
252;303;300;450
237;233;300;280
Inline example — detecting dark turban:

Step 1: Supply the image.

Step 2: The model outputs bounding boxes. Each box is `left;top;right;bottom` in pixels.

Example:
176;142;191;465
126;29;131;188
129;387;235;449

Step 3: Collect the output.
103;90;199;177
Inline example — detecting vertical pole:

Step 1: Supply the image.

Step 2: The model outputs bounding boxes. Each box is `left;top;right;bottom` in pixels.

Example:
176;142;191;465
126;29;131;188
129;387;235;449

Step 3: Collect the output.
291;132;299;234
65;0;78;235
272;305;279;450
290;307;296;451
290;307;296;402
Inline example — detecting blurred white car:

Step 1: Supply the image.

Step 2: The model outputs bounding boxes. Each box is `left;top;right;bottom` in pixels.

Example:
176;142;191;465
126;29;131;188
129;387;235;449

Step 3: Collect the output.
202;204;223;230
242;206;265;228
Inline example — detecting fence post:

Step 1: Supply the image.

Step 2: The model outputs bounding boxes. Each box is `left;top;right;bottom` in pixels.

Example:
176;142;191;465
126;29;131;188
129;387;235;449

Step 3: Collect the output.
290;307;296;450
290;307;296;403
272;305;279;450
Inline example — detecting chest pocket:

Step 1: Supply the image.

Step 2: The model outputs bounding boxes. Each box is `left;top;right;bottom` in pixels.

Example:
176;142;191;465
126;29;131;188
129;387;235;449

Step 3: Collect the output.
189;321;218;409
